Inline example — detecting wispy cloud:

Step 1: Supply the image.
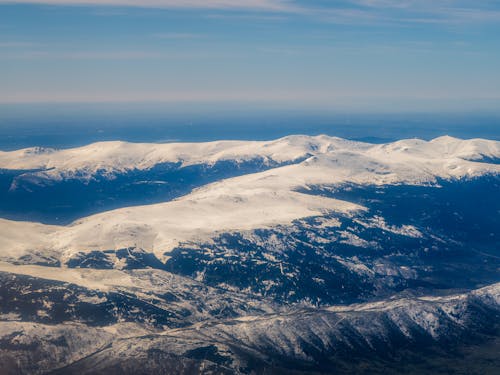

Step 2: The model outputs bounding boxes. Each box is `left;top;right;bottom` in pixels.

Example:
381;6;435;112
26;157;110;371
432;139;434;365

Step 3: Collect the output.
0;89;331;104
2;0;499;25
0;41;39;47
4;90;500;111
0;49;245;60
151;33;203;40
0;0;300;12
347;0;500;24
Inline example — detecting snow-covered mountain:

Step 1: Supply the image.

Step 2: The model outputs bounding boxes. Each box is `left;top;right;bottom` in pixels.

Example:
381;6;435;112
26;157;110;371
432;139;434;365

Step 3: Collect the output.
1;273;498;374
0;135;499;374
0;136;344;182
1;135;498;184
1;135;498;260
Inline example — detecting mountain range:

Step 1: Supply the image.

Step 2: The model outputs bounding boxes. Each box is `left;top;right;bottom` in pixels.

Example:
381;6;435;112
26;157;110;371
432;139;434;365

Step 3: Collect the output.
0;135;499;374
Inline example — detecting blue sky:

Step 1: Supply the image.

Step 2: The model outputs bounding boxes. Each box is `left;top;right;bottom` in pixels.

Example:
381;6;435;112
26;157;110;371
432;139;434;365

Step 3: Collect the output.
1;0;500;111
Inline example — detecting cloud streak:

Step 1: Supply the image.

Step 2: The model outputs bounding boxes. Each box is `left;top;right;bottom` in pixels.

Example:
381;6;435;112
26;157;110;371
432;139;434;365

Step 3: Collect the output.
0;0;299;11
347;0;500;24
4;90;500;113
2;0;499;25
151;33;204;40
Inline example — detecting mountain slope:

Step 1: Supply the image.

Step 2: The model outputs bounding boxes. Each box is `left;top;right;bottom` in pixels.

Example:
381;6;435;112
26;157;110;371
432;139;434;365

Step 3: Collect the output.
0;135;499;263
0;135;499;374
0;280;498;375
0;135;498;184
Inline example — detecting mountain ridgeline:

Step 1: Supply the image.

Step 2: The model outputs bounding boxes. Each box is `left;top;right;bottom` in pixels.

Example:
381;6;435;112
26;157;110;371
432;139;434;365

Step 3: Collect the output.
0;135;499;374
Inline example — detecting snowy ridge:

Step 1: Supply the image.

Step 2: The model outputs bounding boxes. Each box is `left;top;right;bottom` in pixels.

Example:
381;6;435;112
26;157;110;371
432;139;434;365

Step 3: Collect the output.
0;135;499;262
0;192;362;262
0;135;498;182
1;278;497;374
0;135;346;181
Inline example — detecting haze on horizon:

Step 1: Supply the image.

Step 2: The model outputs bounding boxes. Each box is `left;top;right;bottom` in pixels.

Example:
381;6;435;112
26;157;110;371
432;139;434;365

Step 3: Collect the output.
1;0;500;112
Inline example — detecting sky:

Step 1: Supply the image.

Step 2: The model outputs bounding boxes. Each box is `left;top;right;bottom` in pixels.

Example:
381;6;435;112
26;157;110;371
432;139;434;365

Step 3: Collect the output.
1;0;500;112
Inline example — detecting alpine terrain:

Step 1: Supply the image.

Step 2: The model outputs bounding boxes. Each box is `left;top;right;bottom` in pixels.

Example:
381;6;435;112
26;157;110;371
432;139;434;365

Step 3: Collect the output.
0;135;499;374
